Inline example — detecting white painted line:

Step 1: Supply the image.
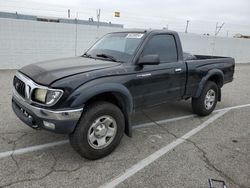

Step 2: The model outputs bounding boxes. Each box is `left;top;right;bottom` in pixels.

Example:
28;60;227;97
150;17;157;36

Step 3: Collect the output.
134;103;250;129
133;114;196;129
0;140;69;159
215;103;250;112
0;103;249;160
99;110;229;188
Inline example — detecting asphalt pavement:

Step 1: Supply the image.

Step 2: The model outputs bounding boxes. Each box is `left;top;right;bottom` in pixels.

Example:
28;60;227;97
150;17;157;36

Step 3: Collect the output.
0;64;249;188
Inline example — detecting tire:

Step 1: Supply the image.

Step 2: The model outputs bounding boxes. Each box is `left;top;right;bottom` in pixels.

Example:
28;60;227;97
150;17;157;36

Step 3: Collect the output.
192;81;218;116
69;101;125;160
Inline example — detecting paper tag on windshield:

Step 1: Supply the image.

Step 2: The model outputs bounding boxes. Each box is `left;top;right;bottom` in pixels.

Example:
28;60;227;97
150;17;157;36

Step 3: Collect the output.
126;33;144;39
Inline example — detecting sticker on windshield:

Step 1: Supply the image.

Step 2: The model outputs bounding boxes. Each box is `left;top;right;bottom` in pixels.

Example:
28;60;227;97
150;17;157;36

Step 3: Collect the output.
126;33;144;39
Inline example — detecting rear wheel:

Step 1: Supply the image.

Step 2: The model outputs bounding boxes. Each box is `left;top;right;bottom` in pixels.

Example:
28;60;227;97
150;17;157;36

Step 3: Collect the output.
192;81;218;116
69;101;125;160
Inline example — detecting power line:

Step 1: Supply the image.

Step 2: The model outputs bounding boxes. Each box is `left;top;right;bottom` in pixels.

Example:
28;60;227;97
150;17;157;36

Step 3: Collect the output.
215;22;225;36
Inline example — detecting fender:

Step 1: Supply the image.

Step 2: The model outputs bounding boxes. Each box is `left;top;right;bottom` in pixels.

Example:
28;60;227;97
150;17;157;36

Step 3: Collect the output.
69;82;133;137
194;69;224;98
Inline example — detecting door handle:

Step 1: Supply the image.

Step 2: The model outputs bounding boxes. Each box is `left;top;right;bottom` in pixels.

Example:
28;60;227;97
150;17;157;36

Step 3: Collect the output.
175;68;182;73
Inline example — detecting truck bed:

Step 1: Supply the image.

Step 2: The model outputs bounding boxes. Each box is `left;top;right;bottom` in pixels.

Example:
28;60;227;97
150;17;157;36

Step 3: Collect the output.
183;52;231;61
184;54;235;98
194;55;232;60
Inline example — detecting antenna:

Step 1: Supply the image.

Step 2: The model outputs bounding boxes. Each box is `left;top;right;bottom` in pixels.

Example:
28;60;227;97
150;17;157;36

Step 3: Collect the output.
215;22;225;36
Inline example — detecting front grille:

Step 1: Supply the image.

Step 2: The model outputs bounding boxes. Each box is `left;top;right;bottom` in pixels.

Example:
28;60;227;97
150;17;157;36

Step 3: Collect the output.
13;76;26;98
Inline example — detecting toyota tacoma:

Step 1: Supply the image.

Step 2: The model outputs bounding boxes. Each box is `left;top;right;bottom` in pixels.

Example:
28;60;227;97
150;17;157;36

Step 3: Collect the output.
12;30;235;159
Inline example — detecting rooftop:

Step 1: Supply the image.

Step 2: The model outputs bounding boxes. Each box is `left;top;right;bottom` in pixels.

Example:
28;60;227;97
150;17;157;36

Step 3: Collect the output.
0;11;123;28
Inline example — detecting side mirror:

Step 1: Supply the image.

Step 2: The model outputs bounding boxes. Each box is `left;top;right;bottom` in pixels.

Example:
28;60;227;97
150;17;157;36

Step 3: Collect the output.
137;54;160;66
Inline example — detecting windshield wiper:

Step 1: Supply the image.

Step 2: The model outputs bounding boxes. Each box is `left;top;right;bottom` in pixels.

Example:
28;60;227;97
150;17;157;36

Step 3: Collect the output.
96;53;119;62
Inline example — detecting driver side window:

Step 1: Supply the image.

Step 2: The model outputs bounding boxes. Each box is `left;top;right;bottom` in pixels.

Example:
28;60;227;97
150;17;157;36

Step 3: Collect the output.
143;34;178;63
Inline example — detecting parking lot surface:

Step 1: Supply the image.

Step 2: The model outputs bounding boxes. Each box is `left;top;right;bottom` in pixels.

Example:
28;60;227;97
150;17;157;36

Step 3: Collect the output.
0;64;250;188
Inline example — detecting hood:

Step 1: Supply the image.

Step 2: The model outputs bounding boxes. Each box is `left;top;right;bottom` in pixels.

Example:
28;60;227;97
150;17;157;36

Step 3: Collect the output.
19;57;120;85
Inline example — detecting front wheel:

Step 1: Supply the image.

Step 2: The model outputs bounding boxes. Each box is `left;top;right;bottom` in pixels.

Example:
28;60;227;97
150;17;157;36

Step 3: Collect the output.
192;81;218;116
69;101;125;160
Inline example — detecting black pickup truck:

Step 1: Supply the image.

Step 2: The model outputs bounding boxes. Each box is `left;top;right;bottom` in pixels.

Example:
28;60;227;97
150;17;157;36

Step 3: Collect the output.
12;30;235;159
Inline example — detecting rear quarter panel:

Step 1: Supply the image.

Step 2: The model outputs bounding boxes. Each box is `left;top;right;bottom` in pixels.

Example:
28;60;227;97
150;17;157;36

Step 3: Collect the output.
185;57;235;97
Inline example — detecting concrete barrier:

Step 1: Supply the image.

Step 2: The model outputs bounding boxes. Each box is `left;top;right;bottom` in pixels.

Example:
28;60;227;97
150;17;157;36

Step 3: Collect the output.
0;18;122;69
179;33;250;63
0;18;249;69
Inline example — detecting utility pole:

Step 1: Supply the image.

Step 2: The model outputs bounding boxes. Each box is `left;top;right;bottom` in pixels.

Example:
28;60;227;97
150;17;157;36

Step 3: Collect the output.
96;9;101;28
185;20;190;33
68;9;70;18
74;12;78;56
215;22;225;36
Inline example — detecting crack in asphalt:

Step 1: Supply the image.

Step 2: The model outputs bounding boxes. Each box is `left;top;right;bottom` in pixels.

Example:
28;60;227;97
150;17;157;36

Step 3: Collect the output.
0;133;28;178
186;139;249;188
0;135;13;144
0;133;27;185
0;132;28;148
1;152;57;188
1;111;248;187
141;111;178;139
51;154;85;175
0;151;138;188
10;133;28;170
142;110;249;188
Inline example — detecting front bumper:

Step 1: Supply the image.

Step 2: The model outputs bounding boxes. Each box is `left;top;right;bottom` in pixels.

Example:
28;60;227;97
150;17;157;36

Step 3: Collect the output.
12;91;83;134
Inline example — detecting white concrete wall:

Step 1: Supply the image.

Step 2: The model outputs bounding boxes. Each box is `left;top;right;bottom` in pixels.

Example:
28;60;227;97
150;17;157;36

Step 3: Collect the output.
179;33;250;63
0;18;122;69
0;18;250;69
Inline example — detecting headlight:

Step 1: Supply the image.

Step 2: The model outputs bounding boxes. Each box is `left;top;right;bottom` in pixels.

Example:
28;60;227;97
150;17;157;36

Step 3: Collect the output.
33;88;47;103
33;88;63;105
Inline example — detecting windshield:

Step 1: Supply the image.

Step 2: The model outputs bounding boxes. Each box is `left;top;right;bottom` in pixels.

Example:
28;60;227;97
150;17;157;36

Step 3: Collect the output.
85;32;144;62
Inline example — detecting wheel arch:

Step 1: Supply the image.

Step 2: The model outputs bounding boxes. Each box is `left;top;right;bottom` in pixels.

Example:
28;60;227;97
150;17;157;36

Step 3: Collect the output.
70;83;133;137
195;69;224;100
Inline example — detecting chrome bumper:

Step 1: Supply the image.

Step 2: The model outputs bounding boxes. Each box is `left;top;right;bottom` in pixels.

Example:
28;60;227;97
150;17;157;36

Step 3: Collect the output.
13;89;83;121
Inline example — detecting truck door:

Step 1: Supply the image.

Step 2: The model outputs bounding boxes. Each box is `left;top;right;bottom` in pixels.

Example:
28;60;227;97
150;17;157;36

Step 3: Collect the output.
134;34;186;108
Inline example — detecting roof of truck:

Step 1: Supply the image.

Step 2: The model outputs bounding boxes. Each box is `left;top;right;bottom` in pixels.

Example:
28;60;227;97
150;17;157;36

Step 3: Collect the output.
110;29;178;35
